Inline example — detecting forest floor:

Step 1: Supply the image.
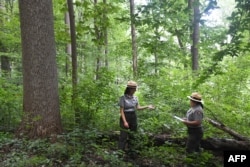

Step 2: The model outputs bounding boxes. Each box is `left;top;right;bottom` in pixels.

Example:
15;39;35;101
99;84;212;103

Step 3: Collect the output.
0;132;224;167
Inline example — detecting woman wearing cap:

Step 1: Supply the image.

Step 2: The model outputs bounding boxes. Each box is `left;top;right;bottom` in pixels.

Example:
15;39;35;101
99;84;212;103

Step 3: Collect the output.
118;81;154;153
183;92;204;153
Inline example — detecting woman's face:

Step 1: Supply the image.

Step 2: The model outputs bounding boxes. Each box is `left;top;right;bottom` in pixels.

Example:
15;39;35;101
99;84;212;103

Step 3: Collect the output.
130;88;137;94
190;100;196;107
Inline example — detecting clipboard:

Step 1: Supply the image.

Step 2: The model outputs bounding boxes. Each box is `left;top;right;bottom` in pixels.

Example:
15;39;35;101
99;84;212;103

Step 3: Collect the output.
173;115;184;122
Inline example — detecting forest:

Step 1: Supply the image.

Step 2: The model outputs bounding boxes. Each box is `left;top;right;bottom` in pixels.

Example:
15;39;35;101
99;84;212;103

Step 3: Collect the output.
0;0;250;166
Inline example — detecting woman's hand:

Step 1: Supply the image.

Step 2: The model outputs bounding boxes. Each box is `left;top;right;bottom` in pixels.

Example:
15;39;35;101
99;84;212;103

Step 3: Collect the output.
148;104;155;109
124;121;129;128
182;120;188;125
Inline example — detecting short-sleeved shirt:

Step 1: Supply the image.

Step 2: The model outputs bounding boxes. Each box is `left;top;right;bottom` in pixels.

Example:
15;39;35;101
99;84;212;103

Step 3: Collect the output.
186;105;203;128
119;95;138;112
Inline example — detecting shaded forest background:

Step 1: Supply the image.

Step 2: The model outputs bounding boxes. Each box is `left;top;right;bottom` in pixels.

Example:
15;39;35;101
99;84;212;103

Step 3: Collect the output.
0;0;250;166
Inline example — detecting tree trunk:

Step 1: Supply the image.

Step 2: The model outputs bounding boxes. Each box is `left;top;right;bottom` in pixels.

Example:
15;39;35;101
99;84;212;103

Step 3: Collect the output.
67;0;77;92
65;11;71;77
201;138;250;151
94;0;102;80
189;0;200;71
67;0;80;124
0;55;11;78
129;0;138;79
17;0;62;138
0;2;11;78
153;29;158;75
103;0;108;68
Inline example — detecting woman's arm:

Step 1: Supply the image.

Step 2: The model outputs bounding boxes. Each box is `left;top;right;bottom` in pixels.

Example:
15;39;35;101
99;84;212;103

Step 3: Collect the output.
120;107;129;128
136;104;154;110
183;120;201;126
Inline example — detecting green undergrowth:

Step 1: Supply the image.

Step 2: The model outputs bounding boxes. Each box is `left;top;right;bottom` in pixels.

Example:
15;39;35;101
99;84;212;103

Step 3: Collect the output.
0;131;222;167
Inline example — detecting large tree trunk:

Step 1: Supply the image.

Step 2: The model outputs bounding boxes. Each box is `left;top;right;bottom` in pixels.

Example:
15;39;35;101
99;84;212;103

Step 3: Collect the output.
17;0;62;138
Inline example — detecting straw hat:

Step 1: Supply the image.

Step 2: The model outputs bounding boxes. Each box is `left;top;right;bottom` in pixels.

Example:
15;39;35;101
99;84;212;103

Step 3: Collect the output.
187;92;203;103
127;81;137;88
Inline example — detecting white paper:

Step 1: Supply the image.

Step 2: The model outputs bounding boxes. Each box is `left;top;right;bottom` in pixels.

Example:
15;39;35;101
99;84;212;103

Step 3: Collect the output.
173;116;184;122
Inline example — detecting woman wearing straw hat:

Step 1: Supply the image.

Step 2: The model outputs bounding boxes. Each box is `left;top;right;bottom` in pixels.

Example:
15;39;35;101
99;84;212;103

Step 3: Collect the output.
183;92;204;153
118;81;154;155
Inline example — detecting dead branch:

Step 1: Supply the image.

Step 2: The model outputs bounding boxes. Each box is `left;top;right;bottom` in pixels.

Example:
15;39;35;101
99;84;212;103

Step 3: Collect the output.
205;118;249;141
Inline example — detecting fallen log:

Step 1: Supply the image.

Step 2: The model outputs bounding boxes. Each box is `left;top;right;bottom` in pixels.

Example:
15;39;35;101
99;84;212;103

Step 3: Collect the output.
201;137;250;151
152;134;185;146
153;134;250;151
205;118;249;141
100;129;250;151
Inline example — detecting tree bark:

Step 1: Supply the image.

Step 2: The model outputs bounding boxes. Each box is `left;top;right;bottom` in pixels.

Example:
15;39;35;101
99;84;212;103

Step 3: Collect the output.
189;0;200;71
67;0;80;124
1;55;11;78
94;0;102;80
129;0;138;79
201;138;250;151
103;0;108;68
0;2;11;78
65;11;71;77
18;0;62;138
67;0;77;93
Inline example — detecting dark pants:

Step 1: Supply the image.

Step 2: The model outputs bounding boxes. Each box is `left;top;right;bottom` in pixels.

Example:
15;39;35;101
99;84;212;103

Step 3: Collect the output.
118;112;137;151
186;127;203;153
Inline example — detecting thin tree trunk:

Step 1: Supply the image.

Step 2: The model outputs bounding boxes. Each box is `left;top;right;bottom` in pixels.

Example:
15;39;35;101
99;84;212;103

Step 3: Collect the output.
67;0;80;124
1;55;11;78
0;2;11;78
65;12;71;77
103;0;108;68
129;0;138;79
175;29;188;68
67;0;77;89
189;0;200;71
154;48;158;75
153;27;159;75
94;0;101;80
